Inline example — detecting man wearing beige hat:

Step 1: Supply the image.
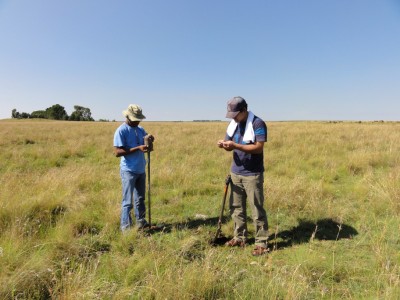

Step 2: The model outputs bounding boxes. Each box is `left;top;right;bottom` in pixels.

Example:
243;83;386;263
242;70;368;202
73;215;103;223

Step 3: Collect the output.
217;96;269;256
114;104;154;231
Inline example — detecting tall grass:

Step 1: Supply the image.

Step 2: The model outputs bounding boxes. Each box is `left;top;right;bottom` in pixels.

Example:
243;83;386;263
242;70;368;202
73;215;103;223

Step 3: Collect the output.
0;119;399;299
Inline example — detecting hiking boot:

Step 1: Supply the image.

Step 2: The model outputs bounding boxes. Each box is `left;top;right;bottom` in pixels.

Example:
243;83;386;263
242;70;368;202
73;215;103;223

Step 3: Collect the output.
225;238;246;247
252;245;269;256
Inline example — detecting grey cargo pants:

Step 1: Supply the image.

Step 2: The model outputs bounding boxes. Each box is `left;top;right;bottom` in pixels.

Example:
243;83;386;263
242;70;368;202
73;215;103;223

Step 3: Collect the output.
229;172;269;247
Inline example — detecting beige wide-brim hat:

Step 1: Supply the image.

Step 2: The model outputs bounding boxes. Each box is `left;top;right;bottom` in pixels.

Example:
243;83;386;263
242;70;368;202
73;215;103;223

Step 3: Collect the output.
123;104;146;121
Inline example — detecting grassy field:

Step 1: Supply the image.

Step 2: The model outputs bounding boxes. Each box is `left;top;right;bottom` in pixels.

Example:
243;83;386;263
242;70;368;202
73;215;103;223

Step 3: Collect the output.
0;119;399;299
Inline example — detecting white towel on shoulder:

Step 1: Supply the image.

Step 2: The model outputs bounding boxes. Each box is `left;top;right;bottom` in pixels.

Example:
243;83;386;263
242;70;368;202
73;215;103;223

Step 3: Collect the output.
226;111;255;143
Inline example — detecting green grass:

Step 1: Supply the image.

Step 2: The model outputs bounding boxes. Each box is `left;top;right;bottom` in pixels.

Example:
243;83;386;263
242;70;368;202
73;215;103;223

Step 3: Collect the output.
0;119;399;299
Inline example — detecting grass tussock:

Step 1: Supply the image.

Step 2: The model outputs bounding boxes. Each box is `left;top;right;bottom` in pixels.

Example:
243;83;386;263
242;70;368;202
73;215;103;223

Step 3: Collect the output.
0;119;399;299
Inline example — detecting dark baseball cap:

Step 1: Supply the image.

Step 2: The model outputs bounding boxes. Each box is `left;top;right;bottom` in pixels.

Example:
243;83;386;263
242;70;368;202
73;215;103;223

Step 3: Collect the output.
226;96;247;118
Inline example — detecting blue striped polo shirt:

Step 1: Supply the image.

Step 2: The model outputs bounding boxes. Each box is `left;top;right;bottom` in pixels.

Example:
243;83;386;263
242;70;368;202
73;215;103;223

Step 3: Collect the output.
225;115;267;175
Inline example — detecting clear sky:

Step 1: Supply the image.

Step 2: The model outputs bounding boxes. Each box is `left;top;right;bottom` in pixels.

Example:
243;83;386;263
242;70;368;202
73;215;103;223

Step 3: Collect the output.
1;0;399;121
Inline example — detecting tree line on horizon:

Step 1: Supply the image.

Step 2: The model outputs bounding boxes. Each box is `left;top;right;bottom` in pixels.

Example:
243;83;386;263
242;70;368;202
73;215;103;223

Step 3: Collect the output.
11;104;94;121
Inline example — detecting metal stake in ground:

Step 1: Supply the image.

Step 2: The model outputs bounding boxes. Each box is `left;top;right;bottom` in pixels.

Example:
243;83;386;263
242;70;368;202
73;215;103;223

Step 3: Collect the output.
144;135;154;228
212;174;232;244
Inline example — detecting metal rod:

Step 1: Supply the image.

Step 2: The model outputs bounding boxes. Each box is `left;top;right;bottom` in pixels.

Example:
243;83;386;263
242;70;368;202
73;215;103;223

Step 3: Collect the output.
214;174;231;241
147;151;151;227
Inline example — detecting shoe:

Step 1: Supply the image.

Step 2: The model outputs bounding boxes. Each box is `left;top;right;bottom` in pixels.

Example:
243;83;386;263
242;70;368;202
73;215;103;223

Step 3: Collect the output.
252;245;269;256
225;238;246;247
137;220;150;230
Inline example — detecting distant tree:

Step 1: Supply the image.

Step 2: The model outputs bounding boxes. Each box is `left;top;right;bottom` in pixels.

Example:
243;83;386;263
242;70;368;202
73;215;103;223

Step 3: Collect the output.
69;105;94;121
20;112;31;119
31;110;47;119
11;104;95;121
12;109;30;119
45;104;68;120
11;109;19;119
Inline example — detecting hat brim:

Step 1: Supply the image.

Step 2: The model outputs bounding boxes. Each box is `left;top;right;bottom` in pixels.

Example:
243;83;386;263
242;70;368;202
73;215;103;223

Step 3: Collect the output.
226;111;240;118
123;110;146;121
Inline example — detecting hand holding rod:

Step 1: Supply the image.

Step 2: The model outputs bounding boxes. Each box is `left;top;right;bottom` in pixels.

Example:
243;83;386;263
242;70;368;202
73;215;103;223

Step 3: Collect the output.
144;135;154;152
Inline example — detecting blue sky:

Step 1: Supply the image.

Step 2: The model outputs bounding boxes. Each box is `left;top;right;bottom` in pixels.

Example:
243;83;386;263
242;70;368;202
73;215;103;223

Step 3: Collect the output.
1;0;399;121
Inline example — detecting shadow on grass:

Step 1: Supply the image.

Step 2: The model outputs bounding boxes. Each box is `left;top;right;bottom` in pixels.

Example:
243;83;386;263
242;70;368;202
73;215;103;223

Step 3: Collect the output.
266;218;359;251
143;216;222;235
144;217;358;251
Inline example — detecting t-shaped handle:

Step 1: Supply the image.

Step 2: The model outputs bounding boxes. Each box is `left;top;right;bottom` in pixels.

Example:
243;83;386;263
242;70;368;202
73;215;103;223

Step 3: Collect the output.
144;134;154;152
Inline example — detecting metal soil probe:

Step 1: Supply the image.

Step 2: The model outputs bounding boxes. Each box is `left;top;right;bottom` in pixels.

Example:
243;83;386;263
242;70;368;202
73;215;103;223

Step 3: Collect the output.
212;174;232;244
144;135;154;227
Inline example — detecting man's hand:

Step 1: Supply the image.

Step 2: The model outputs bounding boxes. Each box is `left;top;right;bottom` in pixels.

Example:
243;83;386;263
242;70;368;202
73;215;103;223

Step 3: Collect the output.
217;140;235;151
217;140;265;154
221;141;235;151
138;145;148;153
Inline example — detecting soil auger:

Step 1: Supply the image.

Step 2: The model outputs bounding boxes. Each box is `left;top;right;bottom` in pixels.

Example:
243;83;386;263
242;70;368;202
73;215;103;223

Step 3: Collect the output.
210;174;232;245
143;134;164;232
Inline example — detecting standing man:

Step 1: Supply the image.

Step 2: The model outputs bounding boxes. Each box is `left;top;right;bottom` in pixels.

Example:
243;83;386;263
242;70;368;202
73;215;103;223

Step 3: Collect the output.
217;96;269;256
114;104;154;231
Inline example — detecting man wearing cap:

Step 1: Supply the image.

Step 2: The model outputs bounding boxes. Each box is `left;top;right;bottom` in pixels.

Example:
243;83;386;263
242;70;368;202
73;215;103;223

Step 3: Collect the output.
114;104;154;231
217;96;269;256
